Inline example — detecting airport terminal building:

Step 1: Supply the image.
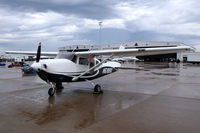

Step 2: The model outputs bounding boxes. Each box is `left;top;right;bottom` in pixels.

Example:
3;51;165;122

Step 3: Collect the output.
59;41;195;62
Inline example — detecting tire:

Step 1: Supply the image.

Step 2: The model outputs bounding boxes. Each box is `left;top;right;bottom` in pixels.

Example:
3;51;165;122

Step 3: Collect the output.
94;84;103;94
48;88;55;96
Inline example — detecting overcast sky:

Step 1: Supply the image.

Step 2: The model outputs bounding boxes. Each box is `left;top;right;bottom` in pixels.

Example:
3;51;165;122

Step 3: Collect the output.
0;0;200;52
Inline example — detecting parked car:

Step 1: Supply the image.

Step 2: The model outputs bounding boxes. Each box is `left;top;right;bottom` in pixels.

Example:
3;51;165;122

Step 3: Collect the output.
22;64;36;76
8;62;24;68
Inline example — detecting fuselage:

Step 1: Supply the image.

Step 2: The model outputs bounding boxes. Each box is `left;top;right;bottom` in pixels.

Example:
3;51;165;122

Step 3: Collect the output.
31;57;121;83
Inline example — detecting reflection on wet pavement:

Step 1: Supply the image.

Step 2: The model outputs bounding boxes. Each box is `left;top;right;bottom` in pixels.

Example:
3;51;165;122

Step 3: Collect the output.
18;91;150;132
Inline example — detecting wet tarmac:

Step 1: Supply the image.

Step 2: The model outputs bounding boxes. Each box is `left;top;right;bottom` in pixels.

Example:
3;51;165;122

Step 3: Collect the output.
0;62;200;133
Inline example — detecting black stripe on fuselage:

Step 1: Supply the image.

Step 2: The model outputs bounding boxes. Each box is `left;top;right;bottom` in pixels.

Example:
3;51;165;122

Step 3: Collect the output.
37;67;118;83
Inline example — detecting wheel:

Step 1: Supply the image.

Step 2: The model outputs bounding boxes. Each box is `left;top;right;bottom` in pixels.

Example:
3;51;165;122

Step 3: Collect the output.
48;88;55;96
93;84;103;94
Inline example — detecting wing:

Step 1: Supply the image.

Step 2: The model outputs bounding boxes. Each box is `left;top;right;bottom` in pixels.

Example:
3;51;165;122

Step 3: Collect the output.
75;46;192;57
5;51;58;56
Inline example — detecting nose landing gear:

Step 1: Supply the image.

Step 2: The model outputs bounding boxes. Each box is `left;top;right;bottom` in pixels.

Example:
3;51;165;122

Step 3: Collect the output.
48;87;55;96
48;82;64;96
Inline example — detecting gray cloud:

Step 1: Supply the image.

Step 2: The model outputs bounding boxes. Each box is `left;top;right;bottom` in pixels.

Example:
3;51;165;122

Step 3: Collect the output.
0;0;119;19
0;0;200;51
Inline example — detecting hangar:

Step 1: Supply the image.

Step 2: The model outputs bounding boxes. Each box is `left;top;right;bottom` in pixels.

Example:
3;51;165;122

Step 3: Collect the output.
59;41;194;62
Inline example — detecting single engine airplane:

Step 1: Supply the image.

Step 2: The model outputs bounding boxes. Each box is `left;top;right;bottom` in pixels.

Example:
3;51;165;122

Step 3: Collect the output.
6;42;192;96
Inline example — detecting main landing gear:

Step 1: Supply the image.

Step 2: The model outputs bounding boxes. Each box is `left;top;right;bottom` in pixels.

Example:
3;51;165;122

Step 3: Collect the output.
47;81;103;96
93;84;103;94
48;82;64;96
85;80;103;94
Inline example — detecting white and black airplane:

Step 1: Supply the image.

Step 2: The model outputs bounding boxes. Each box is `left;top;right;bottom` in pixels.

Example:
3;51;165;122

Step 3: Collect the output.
6;43;191;96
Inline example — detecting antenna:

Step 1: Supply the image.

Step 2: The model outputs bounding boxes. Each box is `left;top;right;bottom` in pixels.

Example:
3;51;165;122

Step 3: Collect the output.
99;21;103;47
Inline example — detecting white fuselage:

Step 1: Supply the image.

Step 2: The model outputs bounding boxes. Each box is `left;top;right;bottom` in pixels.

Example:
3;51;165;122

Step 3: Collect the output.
31;57;121;82
35;59;89;75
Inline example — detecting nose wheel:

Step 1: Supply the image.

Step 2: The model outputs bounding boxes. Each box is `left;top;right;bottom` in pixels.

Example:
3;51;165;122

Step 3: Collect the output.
48;82;64;96
48;87;55;96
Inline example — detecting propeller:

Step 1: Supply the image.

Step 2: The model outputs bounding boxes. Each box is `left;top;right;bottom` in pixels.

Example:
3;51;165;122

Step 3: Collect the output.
32;42;49;83
36;42;41;62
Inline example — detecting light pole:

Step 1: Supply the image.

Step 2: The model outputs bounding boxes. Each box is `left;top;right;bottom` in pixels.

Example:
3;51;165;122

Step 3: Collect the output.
99;21;103;46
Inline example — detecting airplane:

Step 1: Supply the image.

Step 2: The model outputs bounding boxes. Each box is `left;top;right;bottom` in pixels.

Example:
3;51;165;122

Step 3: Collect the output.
6;42;192;96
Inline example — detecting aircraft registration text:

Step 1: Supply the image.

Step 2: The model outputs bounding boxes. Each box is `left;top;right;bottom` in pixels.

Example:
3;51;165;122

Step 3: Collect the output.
102;68;113;74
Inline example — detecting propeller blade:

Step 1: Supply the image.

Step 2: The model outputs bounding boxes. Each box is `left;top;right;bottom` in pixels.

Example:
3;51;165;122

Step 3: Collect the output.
36;42;41;62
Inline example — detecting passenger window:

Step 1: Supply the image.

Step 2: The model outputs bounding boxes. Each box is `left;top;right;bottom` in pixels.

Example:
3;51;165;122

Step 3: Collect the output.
79;57;88;65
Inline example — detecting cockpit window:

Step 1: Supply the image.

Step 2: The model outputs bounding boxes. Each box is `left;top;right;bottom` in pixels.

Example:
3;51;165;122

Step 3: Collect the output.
79;57;88;65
